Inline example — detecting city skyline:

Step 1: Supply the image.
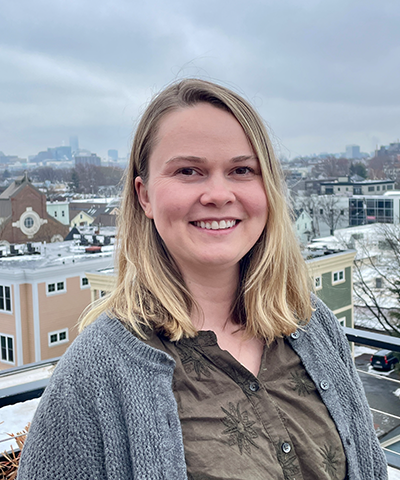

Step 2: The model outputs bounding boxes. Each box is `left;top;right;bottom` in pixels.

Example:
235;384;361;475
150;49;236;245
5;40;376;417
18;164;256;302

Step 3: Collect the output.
1;1;399;159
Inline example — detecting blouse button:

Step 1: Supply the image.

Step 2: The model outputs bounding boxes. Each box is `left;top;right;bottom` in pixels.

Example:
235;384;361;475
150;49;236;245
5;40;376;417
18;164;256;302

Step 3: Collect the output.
281;442;291;454
249;382;259;392
320;380;329;391
290;330;300;340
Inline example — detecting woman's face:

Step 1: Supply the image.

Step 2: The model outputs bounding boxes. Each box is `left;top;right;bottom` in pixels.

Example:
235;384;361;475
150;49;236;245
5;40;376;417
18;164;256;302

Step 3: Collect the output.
135;103;268;276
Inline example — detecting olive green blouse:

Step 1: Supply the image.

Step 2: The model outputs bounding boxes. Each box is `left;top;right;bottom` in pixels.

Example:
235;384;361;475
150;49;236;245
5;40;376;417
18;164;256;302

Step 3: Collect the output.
143;330;347;480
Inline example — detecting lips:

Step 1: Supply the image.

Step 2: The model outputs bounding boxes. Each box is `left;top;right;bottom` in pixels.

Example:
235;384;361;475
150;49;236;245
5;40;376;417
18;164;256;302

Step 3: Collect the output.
192;220;238;230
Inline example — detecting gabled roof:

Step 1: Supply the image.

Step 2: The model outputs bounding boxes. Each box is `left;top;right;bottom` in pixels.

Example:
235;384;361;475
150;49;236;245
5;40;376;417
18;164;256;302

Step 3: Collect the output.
0;172;37;199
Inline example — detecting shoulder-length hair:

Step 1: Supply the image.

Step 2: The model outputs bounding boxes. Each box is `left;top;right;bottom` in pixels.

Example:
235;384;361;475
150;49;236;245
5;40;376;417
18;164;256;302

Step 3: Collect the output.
80;79;312;342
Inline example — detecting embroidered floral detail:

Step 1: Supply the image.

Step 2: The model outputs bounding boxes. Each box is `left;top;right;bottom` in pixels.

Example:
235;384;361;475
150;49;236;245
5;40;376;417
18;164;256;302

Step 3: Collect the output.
221;402;259;456
321;444;341;479
275;441;300;480
290;370;315;396
175;342;216;380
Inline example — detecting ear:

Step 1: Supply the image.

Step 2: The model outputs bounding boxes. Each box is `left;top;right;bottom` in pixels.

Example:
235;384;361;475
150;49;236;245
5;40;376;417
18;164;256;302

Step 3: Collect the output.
135;177;153;219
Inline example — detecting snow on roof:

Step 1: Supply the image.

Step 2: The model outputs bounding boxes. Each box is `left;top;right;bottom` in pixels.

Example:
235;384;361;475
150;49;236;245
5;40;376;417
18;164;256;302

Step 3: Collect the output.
0;240;114;273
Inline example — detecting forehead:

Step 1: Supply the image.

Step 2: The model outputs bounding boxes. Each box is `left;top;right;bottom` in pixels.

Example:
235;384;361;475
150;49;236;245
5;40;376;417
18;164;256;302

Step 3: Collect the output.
151;103;253;161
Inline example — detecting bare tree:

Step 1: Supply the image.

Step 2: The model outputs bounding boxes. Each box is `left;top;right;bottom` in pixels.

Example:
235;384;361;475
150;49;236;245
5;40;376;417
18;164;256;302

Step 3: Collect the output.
317;195;347;236
352;224;400;335
296;194;347;238
296;195;321;238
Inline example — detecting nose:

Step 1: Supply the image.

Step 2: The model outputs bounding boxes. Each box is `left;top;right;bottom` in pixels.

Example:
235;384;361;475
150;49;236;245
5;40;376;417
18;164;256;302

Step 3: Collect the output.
199;174;236;207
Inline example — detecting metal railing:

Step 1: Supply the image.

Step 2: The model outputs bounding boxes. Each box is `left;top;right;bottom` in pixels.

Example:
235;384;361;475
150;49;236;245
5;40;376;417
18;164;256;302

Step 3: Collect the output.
344;327;400;470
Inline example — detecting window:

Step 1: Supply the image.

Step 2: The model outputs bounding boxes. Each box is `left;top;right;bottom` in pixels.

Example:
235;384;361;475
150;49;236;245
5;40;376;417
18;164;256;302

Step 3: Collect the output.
62;211;65;217
47;281;66;295
383;186;386;190
376;277;383;289
320;209;323;215
54;211;57;217
314;276;322;290
24;216;34;228
80;213;83;219
340;210;345;215
368;186;375;192
0;334;14;364
332;270;345;285
48;328;69;347
337;317;345;327
0;285;11;312
377;186;380;191
337;187;341;192
81;276;90;289
388;185;393;190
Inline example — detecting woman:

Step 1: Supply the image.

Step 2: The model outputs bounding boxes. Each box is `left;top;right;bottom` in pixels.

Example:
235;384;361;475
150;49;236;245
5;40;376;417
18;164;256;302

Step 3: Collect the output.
18;79;387;480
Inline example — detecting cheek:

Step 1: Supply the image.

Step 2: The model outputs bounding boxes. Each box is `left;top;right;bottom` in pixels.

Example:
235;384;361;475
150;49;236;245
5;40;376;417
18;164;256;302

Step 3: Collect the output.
150;189;192;222
246;188;269;221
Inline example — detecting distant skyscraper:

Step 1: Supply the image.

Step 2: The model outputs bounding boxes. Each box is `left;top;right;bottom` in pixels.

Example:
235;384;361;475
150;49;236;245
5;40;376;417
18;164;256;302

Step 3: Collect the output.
75;153;101;167
345;145;360;159
108;149;118;161
69;135;79;154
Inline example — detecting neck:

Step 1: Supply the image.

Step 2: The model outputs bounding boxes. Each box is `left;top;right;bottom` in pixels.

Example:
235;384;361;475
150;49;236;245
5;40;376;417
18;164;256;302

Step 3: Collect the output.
180;263;240;331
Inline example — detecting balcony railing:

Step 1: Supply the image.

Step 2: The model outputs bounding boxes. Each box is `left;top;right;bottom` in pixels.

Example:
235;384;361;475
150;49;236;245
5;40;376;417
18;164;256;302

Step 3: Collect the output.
343;327;400;471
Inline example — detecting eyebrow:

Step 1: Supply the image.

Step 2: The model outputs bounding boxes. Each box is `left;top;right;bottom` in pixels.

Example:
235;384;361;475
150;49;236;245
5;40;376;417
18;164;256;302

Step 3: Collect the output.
166;155;258;164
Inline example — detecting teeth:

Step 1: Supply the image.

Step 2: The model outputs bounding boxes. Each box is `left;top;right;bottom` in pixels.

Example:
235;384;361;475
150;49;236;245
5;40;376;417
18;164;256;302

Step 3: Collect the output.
194;220;236;230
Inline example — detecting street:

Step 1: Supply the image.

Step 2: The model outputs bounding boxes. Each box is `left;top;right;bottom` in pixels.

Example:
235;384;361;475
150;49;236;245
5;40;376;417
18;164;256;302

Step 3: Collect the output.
355;352;400;437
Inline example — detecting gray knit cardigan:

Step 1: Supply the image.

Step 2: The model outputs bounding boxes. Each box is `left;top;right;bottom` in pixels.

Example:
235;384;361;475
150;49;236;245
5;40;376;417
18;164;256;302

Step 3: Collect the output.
17;298;387;480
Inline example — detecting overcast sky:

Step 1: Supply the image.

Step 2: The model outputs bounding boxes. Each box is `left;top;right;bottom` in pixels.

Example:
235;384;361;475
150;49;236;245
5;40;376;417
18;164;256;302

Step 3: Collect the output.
1;0;399;160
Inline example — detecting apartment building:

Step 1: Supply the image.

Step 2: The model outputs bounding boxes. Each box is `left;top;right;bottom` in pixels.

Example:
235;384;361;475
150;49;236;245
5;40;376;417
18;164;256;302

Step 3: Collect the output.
0;240;114;370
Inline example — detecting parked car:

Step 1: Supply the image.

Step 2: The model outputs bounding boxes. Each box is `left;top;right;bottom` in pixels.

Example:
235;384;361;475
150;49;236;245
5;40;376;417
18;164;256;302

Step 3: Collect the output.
370;350;399;371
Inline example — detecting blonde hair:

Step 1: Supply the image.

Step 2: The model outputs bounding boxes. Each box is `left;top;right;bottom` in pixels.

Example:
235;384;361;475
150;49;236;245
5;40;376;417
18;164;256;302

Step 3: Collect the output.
80;79;312;342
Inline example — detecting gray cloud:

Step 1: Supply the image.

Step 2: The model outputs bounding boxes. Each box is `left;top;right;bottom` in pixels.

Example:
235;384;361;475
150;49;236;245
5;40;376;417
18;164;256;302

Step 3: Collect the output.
0;0;399;158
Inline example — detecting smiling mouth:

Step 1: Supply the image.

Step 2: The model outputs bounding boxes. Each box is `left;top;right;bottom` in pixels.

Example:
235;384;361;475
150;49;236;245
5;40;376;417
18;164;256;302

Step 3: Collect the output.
191;220;239;230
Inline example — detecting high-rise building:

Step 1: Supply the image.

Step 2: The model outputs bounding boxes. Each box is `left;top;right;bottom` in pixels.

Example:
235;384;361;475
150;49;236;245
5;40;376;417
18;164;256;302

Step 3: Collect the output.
69;135;79;154
75;153;101;167
345;145;360;159
108;149;118;161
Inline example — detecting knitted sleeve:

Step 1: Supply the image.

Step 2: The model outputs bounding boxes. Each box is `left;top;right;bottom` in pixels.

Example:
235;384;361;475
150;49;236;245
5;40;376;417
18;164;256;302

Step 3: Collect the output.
17;365;109;480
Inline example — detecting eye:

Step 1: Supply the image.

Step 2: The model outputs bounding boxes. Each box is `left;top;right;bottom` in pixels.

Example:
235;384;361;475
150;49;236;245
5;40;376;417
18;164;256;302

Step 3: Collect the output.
176;167;200;177
233;166;255;175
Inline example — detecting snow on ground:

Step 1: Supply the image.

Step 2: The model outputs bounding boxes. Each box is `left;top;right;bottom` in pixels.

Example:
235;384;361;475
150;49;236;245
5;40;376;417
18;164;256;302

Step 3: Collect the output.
354;345;378;357
389;466;400;479
367;365;396;376
0;398;40;452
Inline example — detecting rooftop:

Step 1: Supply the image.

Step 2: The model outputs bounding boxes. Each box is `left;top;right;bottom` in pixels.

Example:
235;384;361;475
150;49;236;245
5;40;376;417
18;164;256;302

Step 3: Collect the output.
0;237;115;275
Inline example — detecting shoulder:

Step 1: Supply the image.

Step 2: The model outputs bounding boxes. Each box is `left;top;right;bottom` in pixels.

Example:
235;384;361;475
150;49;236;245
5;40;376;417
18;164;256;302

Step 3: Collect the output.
53;314;176;388
307;294;344;343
